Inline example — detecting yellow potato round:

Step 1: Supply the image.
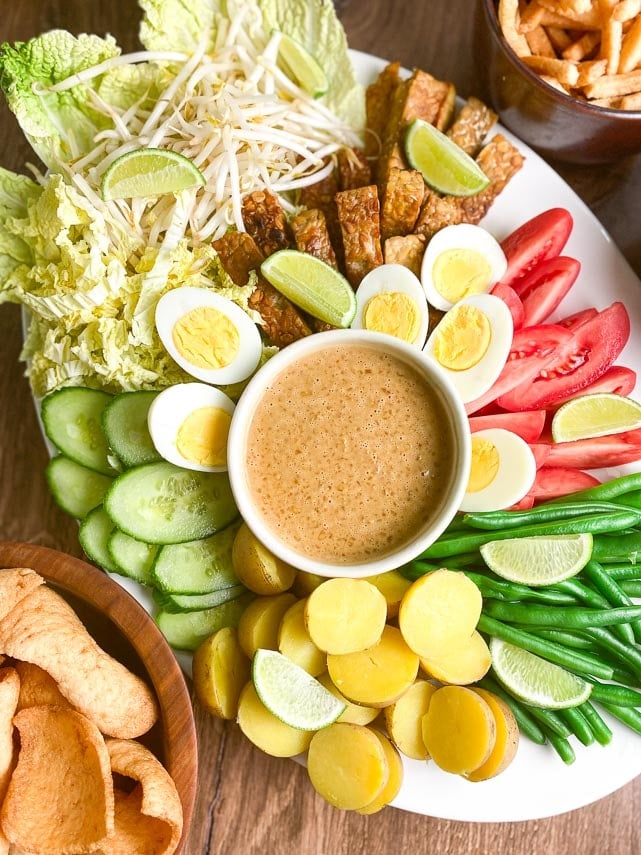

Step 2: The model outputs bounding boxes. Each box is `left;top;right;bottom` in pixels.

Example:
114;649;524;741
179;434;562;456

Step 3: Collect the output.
356;730;404;814
236;682;313;758
419;630;491;685
237;592;297;659
327;625;419;708
307;722;389;810
467;688;520;782
421;685;496;775
291;571;325;598
363;570;412;619
398;569;482;660
305;578;387;654
192;626;251;720
317;672;379;726
231;523;297;595
383;678;437;760
277;599;326;676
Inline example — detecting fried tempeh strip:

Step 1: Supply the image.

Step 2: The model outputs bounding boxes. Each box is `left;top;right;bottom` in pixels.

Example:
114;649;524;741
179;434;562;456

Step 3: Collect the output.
241;189;291;258
365;62;402;158
337;147;372;190
383;234;426;278
298;164;344;264
459;134;525;224
336;185;384;288
380;167;425;242
413;190;464;239
212;231;264;286
290;208;338;269
446;96;498;156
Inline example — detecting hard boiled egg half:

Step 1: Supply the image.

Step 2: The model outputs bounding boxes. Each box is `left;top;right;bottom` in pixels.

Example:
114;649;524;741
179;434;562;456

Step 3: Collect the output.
155;286;262;385
460;428;537;512
351;264;430;348
421;223;507;311
423;293;513;404
147;383;235;472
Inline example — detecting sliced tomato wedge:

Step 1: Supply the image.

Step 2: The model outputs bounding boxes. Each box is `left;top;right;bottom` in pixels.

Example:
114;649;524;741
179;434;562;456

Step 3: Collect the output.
531;428;641;469
468;410;546;443
521;466;601;503
497;302;631;411
517;256;581;327
499;208;573;290
558;307;598;331
466;323;573;415
491;282;524;329
549;365;637;408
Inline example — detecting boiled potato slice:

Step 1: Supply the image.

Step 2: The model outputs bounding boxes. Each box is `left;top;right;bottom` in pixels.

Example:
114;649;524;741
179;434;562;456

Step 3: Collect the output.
421;685;496;775
232;523;296;595
398;569;482;659
291;571;325;598
383;678;437;760
193;626;251;720
317;672;379;726
467;688;520;782
356;730;404;815
237;592;297;659
236;682;313;757
419;630;491;685
305;578;387;654
363;570;412;619
307;722;389;810
327;625;419;708
277;599;326;676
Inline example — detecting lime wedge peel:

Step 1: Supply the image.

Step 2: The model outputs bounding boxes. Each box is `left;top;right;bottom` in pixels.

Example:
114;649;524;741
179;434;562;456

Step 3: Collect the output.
101;148;206;201
274;30;329;98
404;118;490;197
480;533;593;587
551;393;641;443
489;638;592;710
261;249;357;328
252;649;346;730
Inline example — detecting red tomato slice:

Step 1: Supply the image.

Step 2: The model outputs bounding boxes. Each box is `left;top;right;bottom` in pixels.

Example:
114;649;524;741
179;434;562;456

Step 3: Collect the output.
531;428;641;470
558;307;598;331
521;466;601;503
491;282;525;329
549;365;637;408
468;410;546;443
466;324;573;415
517;256;581;327
499;208;573;290
496;302;631;411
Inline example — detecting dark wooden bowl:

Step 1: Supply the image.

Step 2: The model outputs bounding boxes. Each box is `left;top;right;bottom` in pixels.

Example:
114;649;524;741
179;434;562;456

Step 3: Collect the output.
0;541;197;854
475;0;641;164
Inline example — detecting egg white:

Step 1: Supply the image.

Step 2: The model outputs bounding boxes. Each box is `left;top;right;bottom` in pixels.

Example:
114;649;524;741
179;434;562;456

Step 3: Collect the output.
423;293;513;404
421;223;508;312
460;428;537;512
155;286;262;385
147;382;236;472
351;263;430;348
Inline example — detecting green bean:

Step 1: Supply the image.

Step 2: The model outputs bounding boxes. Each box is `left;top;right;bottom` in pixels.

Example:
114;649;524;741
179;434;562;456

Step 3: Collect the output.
399;553;481;579
582;626;641;680
482;600;641;630
621;581;641;597
553;578;610;610
587;680;641;707
525;627;594;651
558;705;595;746
599;702;641;736
592;531;641;565
463;571;577;605
582;559;641;645
611;489;641;508
601;564;641;582
462;501;641;531
578;701;613;746
421;511;641;559
477;615;615;680
546;731;576;764
522;705;572;738
550;472;641;503
476;676;547;745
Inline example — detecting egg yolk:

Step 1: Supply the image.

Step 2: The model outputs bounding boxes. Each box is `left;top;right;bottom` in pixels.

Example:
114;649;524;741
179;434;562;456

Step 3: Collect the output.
431;304;491;371
172;307;240;370
363;292;421;343
467;437;500;492
432;248;493;304
176;406;231;467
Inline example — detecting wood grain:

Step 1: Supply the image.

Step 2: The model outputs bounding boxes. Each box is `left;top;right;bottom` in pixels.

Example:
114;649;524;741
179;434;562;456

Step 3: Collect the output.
1;1;641;853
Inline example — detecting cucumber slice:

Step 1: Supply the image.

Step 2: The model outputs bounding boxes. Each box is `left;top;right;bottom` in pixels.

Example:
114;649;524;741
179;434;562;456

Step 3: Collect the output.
46;456;114;519
154;584;247;613
41;387;115;475
102;391;162;468
78;505;119;573
156;595;250;650
104;461;238;544
107;530;158;585
151;524;241;594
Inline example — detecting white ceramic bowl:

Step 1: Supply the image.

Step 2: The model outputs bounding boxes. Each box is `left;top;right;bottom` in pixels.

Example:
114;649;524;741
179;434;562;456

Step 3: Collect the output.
228;329;471;578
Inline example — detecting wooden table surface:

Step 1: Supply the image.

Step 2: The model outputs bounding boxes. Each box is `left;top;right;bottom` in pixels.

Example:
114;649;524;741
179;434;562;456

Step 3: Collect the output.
1;2;641;853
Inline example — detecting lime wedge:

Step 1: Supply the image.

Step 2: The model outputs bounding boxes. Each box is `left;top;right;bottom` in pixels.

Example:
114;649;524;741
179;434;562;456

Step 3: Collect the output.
101;148;206;201
260;249;356;327
551;393;641;442
480;533;592;586
490;638;592;709
252;649;346;730
404;118;490;197
275;30;328;98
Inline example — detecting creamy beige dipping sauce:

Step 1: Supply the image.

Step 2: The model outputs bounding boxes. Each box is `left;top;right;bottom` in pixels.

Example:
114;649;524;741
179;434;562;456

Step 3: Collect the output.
245;341;457;565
